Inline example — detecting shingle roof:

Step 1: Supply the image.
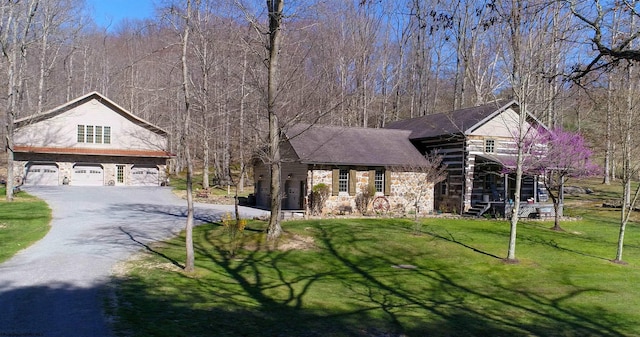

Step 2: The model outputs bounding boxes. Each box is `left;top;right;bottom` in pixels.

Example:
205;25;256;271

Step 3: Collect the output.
386;99;514;139
285;124;429;167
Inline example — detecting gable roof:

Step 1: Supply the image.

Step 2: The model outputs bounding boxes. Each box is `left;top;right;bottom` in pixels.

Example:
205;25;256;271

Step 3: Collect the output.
386;99;544;139
14;91;168;136
285;124;429;167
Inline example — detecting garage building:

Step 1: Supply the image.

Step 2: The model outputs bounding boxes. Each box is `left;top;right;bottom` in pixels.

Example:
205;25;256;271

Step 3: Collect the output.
13;92;172;186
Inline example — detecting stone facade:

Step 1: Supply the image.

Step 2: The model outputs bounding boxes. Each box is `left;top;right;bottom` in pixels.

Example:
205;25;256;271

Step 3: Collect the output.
12;156;168;186
255;165;434;216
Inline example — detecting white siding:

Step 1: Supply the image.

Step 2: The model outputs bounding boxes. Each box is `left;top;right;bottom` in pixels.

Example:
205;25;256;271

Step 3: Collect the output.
14;98;166;152
470;108;536;138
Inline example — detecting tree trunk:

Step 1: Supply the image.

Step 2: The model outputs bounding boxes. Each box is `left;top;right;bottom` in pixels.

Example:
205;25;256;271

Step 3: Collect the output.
4;0;39;201
181;0;195;273
266;0;284;241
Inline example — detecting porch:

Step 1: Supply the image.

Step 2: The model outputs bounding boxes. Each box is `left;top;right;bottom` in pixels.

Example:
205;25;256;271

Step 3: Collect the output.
465;155;558;218
467;200;559;219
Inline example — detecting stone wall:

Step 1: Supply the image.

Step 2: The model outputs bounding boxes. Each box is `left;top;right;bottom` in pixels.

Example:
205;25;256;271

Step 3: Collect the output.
13;154;167;186
309;168;433;216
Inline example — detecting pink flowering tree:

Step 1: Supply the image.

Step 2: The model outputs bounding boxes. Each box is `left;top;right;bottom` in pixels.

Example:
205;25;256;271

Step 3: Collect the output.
519;127;600;230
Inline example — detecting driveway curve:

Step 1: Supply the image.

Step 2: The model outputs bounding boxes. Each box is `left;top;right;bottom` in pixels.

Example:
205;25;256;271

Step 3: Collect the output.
0;186;268;337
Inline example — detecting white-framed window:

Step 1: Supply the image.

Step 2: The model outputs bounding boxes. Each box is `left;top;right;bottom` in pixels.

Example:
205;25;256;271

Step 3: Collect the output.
86;126;94;143
77;125;111;144
485;139;495;153
374;169;384;193
104;126;111;144
77;125;85;142
95;126;103;144
338;169;349;192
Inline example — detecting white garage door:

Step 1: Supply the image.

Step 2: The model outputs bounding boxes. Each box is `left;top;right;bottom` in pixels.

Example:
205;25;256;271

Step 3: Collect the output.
24;164;59;186
72;165;104;186
131;166;159;186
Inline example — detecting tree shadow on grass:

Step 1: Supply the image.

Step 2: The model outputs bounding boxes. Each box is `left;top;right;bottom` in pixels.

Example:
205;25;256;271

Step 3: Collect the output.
119;226;185;269
112;222;631;337
421;226;503;260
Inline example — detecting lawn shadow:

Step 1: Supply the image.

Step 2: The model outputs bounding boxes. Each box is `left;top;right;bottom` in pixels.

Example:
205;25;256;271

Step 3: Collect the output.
422;226;503;260
0;281;114;336
119;226;185;269
112;222;630;337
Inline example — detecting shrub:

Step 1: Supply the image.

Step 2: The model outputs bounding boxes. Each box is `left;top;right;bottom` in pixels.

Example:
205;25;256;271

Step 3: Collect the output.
310;183;330;215
355;185;376;215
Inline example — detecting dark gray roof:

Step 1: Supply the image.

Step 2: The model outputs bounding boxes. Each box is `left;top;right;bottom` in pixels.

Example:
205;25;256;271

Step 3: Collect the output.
386;99;515;139
285;124;429;167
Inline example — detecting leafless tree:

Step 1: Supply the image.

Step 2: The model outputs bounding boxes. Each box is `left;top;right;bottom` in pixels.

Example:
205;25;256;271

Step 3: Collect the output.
568;0;640;79
1;0;39;201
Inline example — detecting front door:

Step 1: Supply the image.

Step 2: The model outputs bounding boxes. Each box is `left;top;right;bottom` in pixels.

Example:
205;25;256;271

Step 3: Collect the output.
116;165;125;185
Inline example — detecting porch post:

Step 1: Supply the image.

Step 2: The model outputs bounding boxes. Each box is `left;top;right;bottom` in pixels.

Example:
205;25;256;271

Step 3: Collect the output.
504;173;508;201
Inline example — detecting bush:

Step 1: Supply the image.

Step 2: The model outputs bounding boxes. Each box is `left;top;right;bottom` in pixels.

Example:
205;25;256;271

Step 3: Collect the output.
355;185;376;215
310;183;330;215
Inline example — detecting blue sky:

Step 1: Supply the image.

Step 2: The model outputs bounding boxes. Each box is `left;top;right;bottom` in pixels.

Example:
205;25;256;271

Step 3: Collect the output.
87;0;156;30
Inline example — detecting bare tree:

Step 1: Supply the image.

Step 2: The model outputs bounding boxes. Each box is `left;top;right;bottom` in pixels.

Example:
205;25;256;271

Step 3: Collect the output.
174;0;196;272
494;0;551;262
568;0;640;79
1;0;39;201
265;0;284;240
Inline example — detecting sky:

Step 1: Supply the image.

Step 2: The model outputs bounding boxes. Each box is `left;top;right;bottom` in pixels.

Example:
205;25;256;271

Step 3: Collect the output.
86;0;157;30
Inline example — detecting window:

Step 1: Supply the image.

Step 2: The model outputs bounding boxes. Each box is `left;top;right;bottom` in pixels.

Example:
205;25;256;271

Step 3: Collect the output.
76;125;111;144
95;126;102;144
86;126;94;143
103;126;111;144
338;169;348;192
485;139;495;153
374;170;384;193
77;125;85;142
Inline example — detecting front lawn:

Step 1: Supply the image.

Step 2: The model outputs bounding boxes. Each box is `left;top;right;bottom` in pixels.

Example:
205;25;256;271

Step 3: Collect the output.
111;185;640;336
0;188;52;263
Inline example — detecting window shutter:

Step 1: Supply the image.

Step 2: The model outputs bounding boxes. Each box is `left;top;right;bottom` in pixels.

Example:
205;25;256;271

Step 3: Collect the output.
349;169;356;195
332;169;339;196
368;170;375;192
384;170;391;196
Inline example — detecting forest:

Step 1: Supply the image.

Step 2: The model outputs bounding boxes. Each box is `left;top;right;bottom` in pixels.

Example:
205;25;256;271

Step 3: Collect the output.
1;0;639;188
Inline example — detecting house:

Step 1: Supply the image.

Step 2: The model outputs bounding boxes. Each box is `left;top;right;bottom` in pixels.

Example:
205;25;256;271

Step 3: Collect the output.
386;99;549;216
254;124;436;215
12;92;172;186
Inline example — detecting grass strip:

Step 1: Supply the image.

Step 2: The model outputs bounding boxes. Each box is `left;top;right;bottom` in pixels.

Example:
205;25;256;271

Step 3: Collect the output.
0;187;52;263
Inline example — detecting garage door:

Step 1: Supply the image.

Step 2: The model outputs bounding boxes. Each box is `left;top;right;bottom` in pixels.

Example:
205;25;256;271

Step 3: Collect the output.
131;166;159;186
72;165;104;186
24;164;59;186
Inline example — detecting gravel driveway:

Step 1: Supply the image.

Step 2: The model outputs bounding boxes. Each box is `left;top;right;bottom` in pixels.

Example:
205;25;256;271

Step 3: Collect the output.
0;186;268;337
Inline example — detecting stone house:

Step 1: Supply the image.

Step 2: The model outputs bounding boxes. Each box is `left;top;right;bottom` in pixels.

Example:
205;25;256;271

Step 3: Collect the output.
12;92;172;186
255;100;551;218
254;124;435;215
386;99;549;216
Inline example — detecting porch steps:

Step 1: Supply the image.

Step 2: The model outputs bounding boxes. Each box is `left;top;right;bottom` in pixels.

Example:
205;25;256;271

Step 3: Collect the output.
465;201;491;217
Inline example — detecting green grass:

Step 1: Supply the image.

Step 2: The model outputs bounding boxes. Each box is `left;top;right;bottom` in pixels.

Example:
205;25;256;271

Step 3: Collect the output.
0;187;51;263
170;173;251;197
111;180;640;337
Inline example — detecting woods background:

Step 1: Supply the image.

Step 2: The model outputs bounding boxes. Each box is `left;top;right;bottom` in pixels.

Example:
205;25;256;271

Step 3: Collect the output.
1;0;637;187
